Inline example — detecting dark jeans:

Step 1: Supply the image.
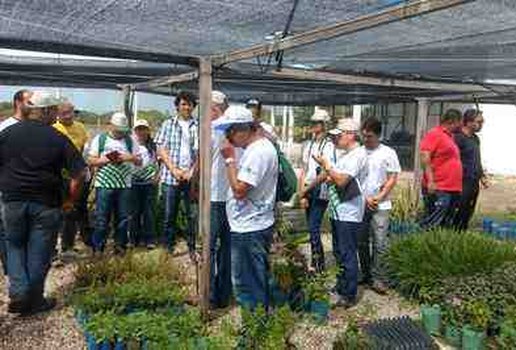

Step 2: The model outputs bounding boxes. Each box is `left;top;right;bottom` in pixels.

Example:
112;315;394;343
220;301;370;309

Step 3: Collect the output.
1;201;61;299
61;179;92;251
130;184;156;246
231;226;273;310
0;193;6;275
332;220;360;300
163;183;195;253
209;202;232;308
305;191;328;272
453;179;479;231
92;188;131;252
358;209;390;284
420;190;460;230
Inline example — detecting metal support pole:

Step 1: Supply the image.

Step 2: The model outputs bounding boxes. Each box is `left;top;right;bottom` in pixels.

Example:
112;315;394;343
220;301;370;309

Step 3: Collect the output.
414;98;429;192
198;57;212;320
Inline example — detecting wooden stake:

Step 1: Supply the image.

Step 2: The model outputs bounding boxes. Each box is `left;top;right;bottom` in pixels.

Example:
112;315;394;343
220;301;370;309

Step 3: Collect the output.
198;57;212;320
414;98;429;194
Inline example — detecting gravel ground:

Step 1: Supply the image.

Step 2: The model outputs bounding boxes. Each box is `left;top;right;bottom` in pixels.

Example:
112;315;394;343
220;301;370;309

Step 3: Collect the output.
0;239;418;350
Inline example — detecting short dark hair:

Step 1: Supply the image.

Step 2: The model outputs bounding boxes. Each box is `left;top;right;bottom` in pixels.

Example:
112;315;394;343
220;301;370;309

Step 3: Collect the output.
361;117;382;136
463;109;479;125
174;91;197;109
13;89;29;108
440;109;462;124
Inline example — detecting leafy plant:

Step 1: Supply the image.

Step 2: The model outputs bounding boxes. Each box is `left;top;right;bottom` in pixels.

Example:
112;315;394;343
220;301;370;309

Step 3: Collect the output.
497;306;516;349
333;316;370;350
389;183;421;223
302;268;337;303
239;306;296;350
442;296;464;328
462;300;491;331
386;229;516;300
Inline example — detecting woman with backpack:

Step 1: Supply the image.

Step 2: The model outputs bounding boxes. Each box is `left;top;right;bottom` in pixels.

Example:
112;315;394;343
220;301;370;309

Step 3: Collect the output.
130;119;159;249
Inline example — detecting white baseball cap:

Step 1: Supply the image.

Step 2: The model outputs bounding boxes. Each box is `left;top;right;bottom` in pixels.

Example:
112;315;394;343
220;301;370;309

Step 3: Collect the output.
212;91;227;105
110;112;130;132
133;119;150;130
311;109;330;122
214;105;254;131
328;118;360;136
27;91;61;108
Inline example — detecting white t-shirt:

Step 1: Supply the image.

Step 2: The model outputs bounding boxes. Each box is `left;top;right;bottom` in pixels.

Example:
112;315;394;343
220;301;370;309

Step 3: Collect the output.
332;146;368;223
0;116;20;132
226;138;278;233
302;137;335;200
89;133;139;188
177;119;192;169
362;144;401;211
211;118;230;202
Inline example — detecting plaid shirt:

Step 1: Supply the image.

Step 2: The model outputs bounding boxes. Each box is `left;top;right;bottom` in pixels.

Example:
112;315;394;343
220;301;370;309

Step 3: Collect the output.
155;115;199;185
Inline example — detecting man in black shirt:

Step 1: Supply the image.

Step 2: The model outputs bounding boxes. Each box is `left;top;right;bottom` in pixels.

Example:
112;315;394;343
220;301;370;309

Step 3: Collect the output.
453;109;483;231
0;92;86;315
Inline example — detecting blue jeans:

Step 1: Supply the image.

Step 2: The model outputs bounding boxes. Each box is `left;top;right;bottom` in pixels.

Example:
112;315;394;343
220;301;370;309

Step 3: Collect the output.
92;188;132;251
1;201;61;299
209;202;232;307
305;191;328;272
163;183;195;253
420;190;460;230
333;220;360;301
231;226;273;310
130;184;156;246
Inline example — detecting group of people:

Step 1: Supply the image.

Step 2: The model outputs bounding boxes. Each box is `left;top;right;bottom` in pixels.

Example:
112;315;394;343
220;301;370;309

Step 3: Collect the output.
419;108;487;231
0;87;486;316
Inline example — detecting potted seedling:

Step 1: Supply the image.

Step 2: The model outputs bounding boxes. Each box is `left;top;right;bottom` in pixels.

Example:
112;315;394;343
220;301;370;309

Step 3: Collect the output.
419;287;442;336
462;300;491;350
442;297;464;348
303;269;336;324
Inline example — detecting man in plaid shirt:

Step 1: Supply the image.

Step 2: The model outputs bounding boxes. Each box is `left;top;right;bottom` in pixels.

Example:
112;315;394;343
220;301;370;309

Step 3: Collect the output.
155;91;199;256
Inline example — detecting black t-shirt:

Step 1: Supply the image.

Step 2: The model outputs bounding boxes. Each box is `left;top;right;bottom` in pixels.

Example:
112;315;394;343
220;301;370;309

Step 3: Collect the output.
454;131;482;182
0;120;86;207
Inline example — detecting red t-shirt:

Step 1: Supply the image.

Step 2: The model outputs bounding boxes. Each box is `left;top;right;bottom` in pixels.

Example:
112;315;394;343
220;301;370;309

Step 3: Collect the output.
420;125;462;192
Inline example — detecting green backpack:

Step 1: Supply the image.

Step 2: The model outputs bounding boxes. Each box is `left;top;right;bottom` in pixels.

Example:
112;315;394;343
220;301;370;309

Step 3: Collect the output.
275;145;298;202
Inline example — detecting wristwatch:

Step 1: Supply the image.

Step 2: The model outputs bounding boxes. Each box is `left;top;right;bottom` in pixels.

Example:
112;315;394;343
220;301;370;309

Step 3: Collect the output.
225;158;235;166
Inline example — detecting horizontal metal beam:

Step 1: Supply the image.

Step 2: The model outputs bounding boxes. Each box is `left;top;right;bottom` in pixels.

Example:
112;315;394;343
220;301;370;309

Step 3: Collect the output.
427;91;504;102
212;0;474;66
0;38;199;66
271;68;490;93
121;71;199;90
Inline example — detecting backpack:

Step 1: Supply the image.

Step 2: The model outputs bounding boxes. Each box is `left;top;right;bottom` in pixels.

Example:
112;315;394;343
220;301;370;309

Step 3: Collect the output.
98;132;133;155
275;145;298;202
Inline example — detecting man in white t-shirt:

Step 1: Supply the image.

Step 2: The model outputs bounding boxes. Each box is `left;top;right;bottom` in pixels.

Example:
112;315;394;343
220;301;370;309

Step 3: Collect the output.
358;117;401;294
216;106;278;310
0;89;32;276
299;109;335;272
209;91;233;309
88;112;141;253
314;118;368;308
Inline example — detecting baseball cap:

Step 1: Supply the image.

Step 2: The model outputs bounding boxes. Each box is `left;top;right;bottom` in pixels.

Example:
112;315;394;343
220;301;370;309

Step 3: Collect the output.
310;109;330;122
27;91;61;108
212;91;227;105
133;119;150;130
110;112;130;132
214;105;254;131
328;118;360;136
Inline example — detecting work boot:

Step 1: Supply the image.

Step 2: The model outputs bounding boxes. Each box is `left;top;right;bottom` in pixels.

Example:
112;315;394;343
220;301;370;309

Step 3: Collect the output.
7;297;31;314
23;297;57;316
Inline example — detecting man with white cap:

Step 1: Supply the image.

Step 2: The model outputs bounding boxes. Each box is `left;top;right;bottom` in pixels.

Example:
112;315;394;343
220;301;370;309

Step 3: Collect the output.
0;91;86;315
313;118;368;308
209;91;232;309
217;106;278;310
88;112;141;254
299;109;335;272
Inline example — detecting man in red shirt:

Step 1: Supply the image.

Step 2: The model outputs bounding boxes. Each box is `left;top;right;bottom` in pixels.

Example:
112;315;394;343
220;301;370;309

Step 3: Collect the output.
419;109;463;230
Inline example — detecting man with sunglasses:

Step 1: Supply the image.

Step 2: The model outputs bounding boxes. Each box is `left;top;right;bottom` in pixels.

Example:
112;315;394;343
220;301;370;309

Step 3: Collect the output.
217;106;278;310
53;101;90;257
314;118;368;308
0;92;86;315
299;109;335;272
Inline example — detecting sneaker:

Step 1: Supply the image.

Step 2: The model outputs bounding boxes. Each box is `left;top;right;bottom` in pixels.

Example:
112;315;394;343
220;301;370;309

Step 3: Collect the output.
60;250;78;263
371;281;389;295
7;298;30;314
146;243;156;250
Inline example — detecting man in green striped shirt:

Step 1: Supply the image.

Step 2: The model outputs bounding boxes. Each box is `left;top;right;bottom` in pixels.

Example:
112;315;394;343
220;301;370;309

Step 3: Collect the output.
88;112;141;253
